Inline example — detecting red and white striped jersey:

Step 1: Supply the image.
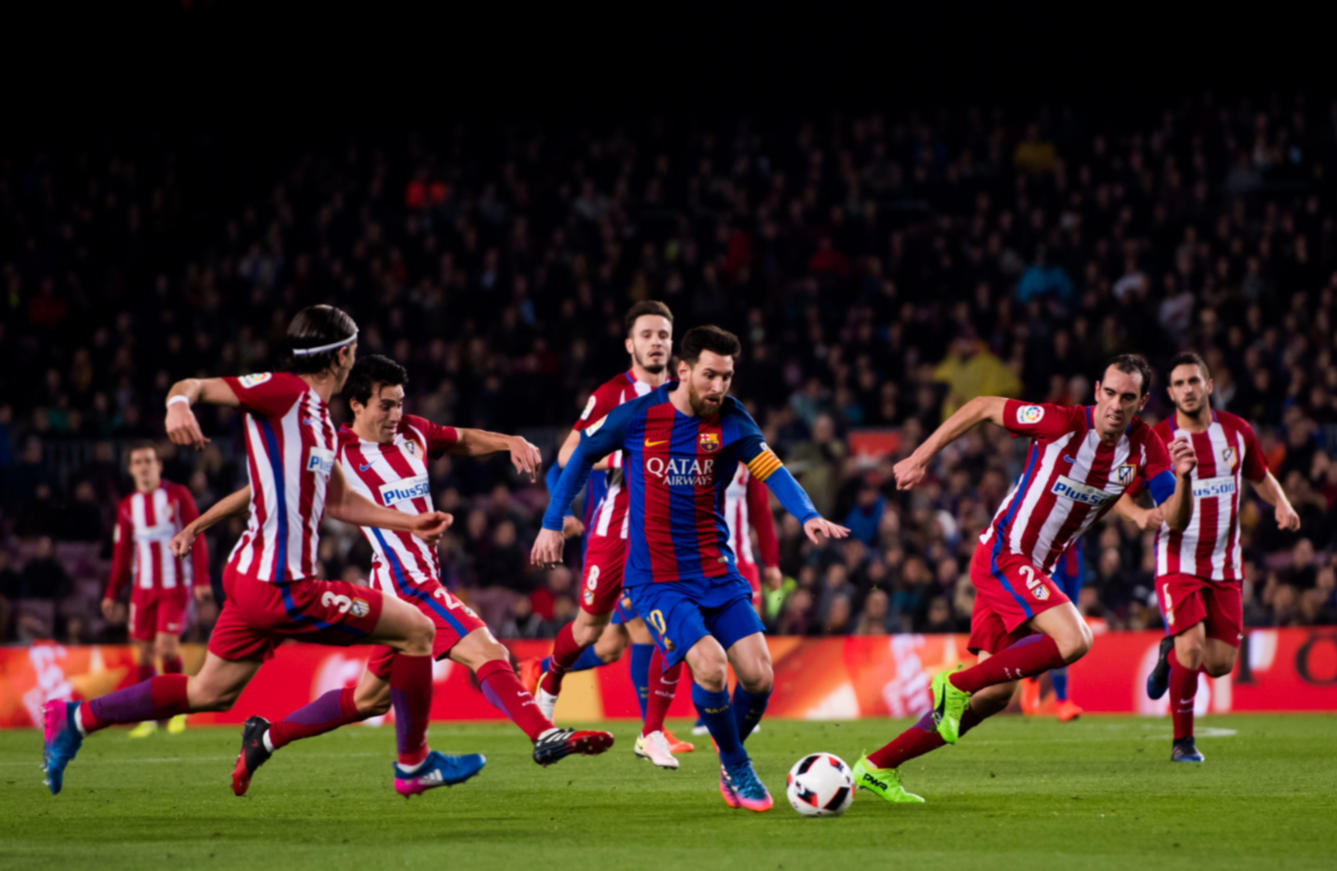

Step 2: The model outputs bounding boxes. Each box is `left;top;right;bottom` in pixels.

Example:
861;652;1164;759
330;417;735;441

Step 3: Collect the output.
1148;411;1267;581
107;482;208;598
222;372;339;584
337;415;458;592
979;400;1175;574
723;463;780;568
579;370;652;541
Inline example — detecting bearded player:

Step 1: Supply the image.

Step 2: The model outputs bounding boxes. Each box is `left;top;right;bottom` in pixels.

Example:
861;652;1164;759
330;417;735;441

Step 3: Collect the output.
852;355;1197;803
534;326;849;811
101;442;212;737
1115;352;1299;763
526;301;696;767
43;306;452;797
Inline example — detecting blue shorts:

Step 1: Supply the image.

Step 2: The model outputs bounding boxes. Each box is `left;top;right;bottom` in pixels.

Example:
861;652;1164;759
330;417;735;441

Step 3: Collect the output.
610;593;639;625
624;574;765;668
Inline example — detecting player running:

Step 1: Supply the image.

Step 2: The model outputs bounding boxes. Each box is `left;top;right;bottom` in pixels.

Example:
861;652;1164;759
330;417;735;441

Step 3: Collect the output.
852;355;1197;803
1018;538;1085;722
1115;352;1299;763
527;301;696;767
533;326;849;812
42;306;452;797
176;354;614;795
100;441;213;737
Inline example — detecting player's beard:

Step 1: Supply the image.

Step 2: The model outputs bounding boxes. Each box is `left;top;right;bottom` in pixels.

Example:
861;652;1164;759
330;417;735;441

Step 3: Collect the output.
1175;395;1208;422
633;348;665;375
686;382;723;417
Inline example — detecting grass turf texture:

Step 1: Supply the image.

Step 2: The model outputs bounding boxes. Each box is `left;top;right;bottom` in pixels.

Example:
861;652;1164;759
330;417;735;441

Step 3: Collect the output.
2;715;1334;870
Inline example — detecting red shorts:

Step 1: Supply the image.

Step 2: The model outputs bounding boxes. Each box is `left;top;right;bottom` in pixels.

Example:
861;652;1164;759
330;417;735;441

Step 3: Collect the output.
1157;573;1244;647
366;579;488;680
579;534;627;616
207;564;385;662
129;590;187;641
738;561;762;609
968;547;1069;655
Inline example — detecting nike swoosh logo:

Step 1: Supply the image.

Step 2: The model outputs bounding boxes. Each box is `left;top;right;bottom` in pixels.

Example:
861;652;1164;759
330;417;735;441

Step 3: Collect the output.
360;463;373;472
644;439;668;447
1062;455;1075;463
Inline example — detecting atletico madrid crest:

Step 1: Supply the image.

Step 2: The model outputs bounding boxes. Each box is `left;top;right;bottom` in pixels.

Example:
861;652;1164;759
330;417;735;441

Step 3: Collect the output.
1222;446;1237;470
1115;463;1136;486
405;440;418;457
699;432;721;453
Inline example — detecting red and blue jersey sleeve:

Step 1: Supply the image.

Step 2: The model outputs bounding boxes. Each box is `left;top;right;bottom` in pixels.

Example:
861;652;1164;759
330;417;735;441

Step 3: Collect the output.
542;399;637;530
401;414;459;457
221;372;306;419
1138;421;1176;505
724;401;819;525
573;376;629;432
1000;400;1084;441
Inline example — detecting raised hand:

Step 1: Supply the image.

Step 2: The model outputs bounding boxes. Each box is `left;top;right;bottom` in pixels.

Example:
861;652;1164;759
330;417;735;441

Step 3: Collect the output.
803;516;851;544
166;401;210;451
508;436;543;482
1168;435;1197;477
893;455;928;491
410;511;453;545
531;528;566;569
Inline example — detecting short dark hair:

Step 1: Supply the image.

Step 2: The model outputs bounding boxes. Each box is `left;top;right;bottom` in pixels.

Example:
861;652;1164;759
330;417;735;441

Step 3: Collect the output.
1168;351;1210;381
624;300;673;336
679;325;741;367
343;355;409;408
126;440;158;465
1102;353;1154;397
287;305;358;375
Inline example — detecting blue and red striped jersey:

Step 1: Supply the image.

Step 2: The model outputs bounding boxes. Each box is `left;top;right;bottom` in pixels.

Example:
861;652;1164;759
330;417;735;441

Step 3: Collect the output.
543;382;816;586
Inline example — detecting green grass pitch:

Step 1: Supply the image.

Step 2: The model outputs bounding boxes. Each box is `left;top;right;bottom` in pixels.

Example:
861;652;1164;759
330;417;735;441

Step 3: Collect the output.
2;715;1334;870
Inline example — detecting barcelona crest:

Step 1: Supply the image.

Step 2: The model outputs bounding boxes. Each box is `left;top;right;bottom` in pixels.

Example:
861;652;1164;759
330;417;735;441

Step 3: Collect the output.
699;432;721;453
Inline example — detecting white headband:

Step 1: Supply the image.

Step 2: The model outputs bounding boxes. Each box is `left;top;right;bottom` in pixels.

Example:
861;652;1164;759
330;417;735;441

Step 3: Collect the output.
291;331;358;356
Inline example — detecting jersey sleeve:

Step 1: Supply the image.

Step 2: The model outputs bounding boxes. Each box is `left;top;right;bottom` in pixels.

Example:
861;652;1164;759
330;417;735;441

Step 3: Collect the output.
573;382;624;432
402;414;459;457
1000;400;1083;441
1238;420;1268;482
1140;428;1177;506
745;471;781;567
542;402;634;530
221;372;305;418
174;486;211;590
106;500;134;600
729;403;820;525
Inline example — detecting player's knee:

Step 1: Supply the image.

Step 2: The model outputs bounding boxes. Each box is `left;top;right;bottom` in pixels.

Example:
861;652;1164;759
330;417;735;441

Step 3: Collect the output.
738;661;773;694
404;611;435;657
1202;656;1236;679
358;692;392;718
1059;622;1093;663
195;685;241;713
692;659;728;692
1175;640;1205;670
573;622;603;647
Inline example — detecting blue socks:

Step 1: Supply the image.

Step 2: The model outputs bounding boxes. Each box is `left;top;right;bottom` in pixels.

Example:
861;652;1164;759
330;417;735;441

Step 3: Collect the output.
1051;667;1069;702
542;645;605;678
692;683;747;767
731;685;770;742
630;643;653;719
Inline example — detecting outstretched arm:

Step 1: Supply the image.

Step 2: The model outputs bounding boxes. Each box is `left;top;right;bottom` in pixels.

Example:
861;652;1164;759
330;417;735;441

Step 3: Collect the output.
325;465;452;544
165;378;239;450
170;486;252;557
447;427;543;482
893;396;1008;490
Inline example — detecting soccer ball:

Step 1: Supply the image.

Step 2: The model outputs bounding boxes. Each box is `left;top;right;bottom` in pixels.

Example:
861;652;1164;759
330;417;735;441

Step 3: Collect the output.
785;753;854;817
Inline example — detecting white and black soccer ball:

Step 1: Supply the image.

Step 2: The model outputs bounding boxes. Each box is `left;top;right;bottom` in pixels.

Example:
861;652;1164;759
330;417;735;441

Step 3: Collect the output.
785;752;854;817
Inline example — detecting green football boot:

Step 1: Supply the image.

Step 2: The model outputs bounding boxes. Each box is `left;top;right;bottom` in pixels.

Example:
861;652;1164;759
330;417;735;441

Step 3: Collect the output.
931;665;970;744
852;755;924;803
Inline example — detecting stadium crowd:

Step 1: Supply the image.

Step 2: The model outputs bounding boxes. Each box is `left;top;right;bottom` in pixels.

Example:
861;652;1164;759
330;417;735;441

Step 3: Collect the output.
2;92;1337;646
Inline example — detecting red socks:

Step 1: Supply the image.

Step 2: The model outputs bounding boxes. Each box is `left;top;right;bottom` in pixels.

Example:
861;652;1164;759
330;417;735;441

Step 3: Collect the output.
83;674;190;733
1170;657;1199;741
268;686;361;750
950;635;1066;694
641;648;683;737
867;706;984;770
136;663;155;683
390;654;434;767
161;655;183;675
477;660;552;741
540;623;587;695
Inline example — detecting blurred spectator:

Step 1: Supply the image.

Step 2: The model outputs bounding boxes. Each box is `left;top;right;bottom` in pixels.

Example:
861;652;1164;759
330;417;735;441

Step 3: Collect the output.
18;537;71;600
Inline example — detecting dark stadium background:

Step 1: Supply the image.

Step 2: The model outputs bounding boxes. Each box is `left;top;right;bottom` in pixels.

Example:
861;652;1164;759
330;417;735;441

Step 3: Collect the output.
2;3;1334;644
